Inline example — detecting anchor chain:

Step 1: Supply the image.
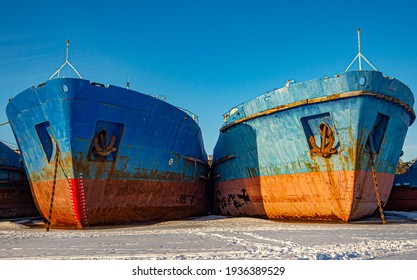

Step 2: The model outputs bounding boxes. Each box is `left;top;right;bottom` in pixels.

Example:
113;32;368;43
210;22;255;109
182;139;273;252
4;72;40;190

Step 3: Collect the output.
369;154;386;224
46;149;60;231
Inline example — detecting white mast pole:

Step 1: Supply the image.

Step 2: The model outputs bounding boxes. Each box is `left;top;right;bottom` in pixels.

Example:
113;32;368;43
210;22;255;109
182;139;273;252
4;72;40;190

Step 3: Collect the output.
357;28;362;71
50;40;83;80
345;28;377;72
66;40;69;62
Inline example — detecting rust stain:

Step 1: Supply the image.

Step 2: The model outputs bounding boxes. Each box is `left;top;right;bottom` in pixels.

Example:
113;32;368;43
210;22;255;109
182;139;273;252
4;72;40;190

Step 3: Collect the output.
349;171;393;220
0;188;38;218
385;186;417;212
32;180;82;228
214;169;392;222
30;175;208;227
221;90;416;131
177;194;194;205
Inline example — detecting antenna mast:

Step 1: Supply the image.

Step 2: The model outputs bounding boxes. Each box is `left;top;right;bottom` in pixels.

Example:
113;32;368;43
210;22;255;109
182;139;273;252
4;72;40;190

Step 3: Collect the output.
345;28;377;72
126;77;130;89
50;40;83;80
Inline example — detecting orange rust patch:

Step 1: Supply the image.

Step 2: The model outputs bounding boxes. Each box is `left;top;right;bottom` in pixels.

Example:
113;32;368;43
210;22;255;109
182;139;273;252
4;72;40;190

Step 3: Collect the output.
214;170;393;222
31;180;82;228
31;178;208;227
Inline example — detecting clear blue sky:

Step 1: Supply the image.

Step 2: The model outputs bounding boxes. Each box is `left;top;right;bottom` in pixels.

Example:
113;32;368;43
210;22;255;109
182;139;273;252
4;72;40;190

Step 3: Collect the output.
1;0;417;160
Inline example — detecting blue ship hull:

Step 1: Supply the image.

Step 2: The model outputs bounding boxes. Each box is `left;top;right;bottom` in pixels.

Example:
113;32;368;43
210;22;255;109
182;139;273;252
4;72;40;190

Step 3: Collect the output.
6;78;209;227
212;71;415;221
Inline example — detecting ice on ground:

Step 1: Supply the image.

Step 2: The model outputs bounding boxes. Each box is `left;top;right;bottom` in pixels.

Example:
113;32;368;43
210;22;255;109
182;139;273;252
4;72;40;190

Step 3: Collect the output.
0;212;416;260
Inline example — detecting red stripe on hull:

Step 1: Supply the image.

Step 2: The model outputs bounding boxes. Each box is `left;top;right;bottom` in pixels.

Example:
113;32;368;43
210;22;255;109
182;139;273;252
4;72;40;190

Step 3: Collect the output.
68;178;81;224
31;178;208;227
214;170;393;221
67;176;90;226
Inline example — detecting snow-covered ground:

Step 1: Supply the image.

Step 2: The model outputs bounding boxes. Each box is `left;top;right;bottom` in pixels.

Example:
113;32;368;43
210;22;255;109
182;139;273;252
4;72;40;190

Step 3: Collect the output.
1;212;417;260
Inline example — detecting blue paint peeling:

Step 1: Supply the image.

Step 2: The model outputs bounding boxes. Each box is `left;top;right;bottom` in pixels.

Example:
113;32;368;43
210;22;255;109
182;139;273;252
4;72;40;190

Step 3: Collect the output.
213;70;414;182
7;78;208;191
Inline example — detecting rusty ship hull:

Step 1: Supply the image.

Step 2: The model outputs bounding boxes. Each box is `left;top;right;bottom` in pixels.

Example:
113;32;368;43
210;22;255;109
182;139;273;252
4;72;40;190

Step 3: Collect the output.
0;141;38;219
384;186;417;212
6;78;209;228
385;161;417;212
212;71;415;222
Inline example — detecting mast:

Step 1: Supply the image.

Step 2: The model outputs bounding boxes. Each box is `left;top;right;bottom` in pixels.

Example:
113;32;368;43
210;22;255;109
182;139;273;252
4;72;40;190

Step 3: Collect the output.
357;28;362;70
345;28;377;72
50;40;83;80
126;77;130;89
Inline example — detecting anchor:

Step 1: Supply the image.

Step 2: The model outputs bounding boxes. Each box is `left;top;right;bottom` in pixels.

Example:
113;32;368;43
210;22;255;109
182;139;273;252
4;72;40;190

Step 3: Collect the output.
93;130;117;157
309;123;337;158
